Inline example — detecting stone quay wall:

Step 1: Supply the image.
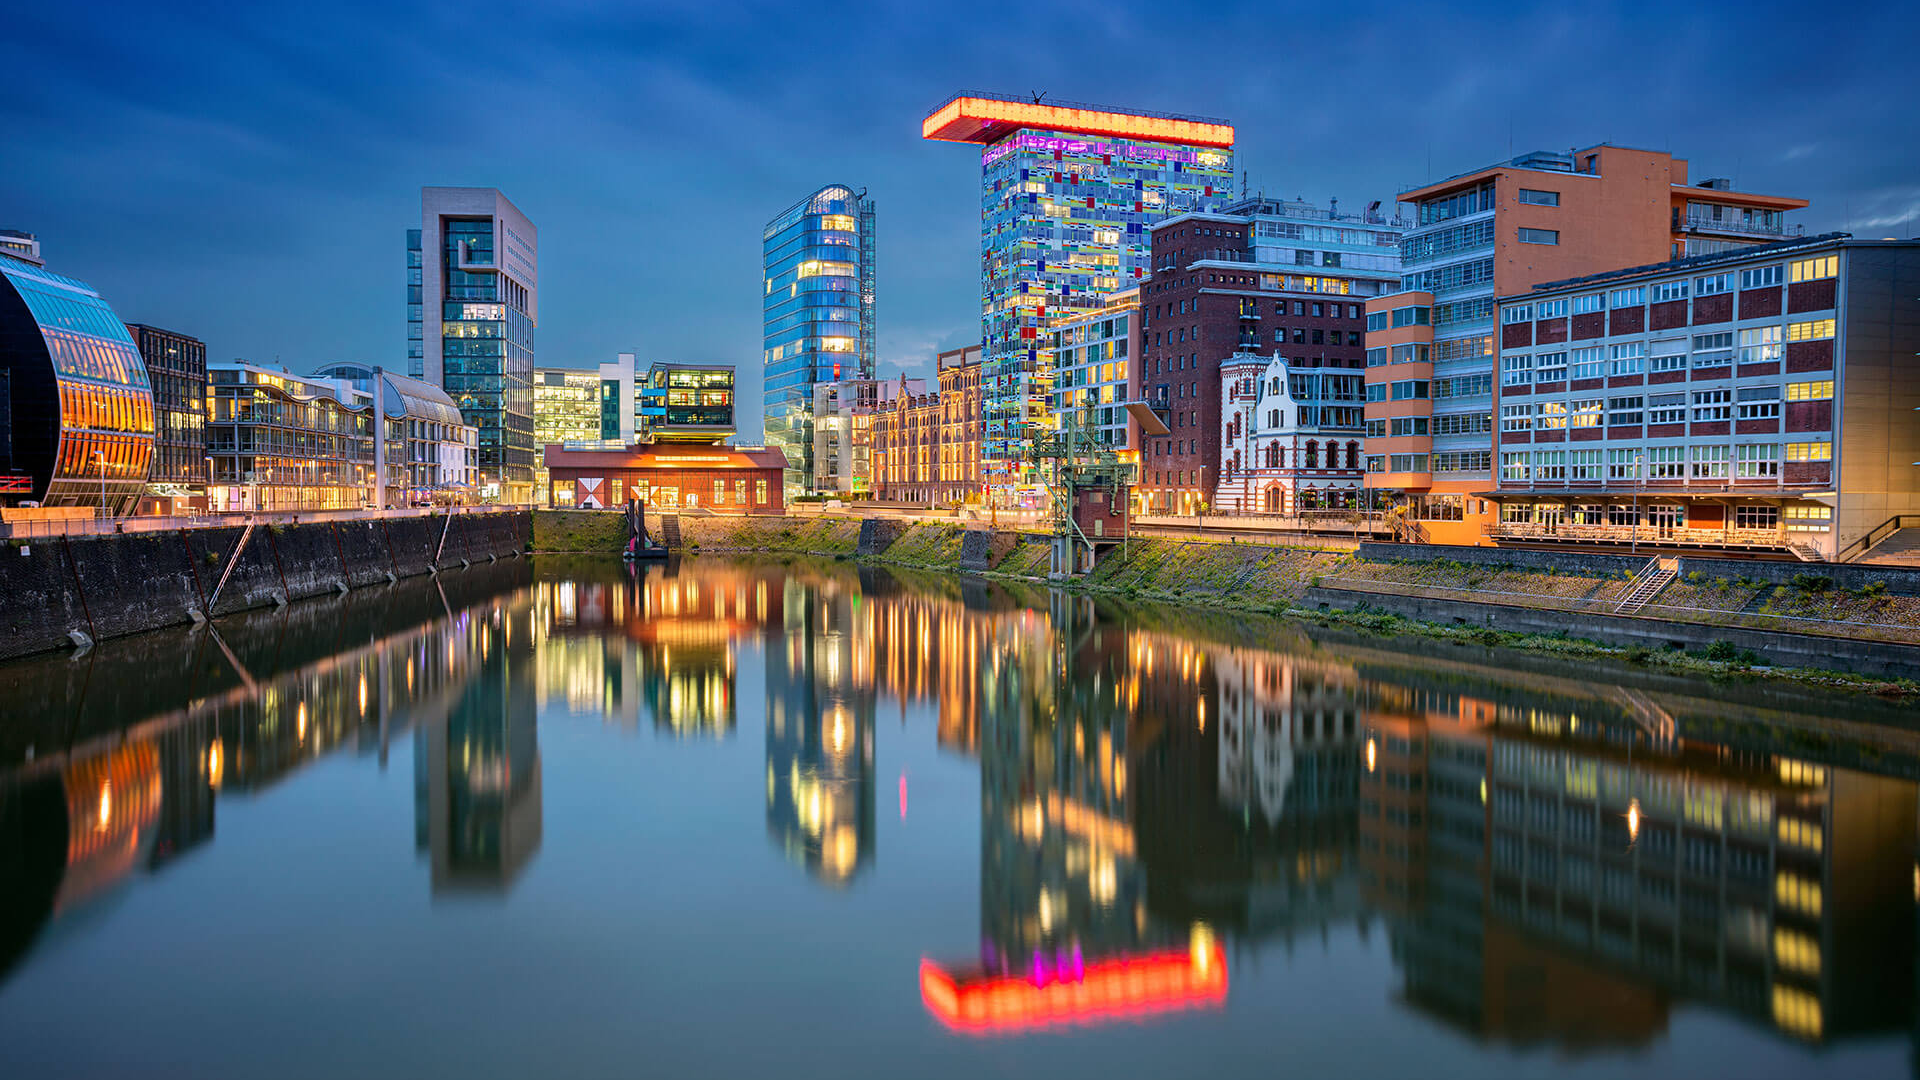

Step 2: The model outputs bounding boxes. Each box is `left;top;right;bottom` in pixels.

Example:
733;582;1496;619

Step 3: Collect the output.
0;511;529;661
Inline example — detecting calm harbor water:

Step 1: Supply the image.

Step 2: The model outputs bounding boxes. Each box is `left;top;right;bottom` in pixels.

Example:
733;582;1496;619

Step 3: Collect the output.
1;555;1916;1079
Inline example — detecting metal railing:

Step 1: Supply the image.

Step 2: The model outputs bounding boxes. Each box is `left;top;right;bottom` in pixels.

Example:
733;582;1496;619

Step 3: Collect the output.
1836;514;1920;563
1487;522;1798;550
0;503;526;540
1677;214;1803;239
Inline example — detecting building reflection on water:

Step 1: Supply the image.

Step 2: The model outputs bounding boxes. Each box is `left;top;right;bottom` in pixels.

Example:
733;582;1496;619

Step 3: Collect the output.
766;572;876;886
414;594;543;896
4;556;1920;1060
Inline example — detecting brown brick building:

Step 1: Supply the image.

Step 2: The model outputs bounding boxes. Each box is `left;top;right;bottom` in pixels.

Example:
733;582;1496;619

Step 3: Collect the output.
875;345;983;504
1134;199;1402;514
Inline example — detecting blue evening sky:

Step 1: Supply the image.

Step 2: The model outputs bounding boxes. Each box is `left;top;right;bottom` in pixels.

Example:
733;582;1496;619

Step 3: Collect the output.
5;0;1915;440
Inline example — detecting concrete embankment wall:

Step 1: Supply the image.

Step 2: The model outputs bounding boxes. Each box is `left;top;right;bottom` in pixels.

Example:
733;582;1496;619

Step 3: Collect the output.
1307;586;1920;679
1360;542;1920;595
0;511;529;661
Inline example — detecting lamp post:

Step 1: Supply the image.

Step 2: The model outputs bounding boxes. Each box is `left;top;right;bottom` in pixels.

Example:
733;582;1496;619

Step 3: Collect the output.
1631;452;1644;555
96;450;107;519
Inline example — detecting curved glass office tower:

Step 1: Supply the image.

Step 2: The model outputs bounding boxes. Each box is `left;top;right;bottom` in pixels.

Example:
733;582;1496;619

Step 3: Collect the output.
763;185;875;496
0;252;155;512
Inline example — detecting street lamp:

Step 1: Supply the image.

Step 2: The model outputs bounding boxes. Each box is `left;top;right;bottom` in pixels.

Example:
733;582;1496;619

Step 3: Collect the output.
95;450;107;519
1631;453;1645;555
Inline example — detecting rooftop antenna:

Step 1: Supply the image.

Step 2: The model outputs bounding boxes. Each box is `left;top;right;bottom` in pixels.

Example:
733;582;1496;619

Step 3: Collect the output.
1242;169;1248;198
1031;90;1047;105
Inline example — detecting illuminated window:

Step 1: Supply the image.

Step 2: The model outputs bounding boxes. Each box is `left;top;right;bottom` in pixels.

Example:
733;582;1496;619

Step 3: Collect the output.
1777;816;1823;851
1789;255;1838;282
1775;872;1823;916
1786;380;1833;402
818;214;858;232
1786;319;1835;342
1785;442;1832;462
1773;984;1823;1040
1773;927;1820;975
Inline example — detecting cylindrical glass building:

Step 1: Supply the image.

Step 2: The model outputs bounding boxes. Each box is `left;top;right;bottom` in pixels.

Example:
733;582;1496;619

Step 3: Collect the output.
762;185;876;497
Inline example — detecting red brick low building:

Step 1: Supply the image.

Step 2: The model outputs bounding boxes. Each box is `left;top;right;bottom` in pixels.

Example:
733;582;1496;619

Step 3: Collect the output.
543;444;787;513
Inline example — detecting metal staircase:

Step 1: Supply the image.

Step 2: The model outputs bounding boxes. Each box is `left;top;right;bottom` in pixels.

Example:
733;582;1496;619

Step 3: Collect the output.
1614;556;1678;614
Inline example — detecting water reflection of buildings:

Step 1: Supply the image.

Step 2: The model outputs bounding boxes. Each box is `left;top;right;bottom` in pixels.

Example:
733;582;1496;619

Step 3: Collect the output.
0;567;527;985
535;563;784;737
766;574;875;886
1358;669;1919;1050
415;595;543;895
979;598;1145;966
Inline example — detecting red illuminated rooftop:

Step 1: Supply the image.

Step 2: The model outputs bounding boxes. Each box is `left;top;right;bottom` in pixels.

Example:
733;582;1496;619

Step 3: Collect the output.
922;92;1234;148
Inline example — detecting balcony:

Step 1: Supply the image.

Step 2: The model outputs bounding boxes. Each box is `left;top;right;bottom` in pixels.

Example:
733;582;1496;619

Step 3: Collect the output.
1674;211;1804;240
1488;521;1802;553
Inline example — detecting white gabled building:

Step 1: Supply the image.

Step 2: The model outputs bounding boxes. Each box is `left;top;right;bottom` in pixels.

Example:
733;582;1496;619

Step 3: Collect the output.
1216;351;1366;513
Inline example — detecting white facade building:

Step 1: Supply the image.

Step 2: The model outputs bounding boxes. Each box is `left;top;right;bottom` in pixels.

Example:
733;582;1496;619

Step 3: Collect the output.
1216;352;1366;513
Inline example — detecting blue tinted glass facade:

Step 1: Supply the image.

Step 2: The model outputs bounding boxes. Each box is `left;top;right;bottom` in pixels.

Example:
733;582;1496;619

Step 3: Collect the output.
763;185;875;495
0;255;156;512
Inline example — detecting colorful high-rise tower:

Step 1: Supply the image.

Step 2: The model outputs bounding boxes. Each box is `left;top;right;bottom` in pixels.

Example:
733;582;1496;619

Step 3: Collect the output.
923;94;1234;498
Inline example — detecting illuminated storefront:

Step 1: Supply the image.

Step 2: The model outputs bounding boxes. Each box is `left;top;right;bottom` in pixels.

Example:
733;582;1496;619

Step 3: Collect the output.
541;443;787;513
0;250;156;512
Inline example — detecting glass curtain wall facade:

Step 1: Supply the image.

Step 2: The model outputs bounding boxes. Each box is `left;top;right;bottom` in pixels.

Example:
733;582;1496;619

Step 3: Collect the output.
923;95;1234;496
125;324;207;495
763;185;876;497
0;253;155;512
418;188;538;504
533;369;602;504
205;364;373;511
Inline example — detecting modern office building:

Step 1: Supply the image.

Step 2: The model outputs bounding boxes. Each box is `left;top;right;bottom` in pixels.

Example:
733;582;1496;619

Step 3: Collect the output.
1487;235;1919;561
125;323;207;513
1363;146;1808;545
640;362;734;443
0;249;155;512
763;185;876;497
0;230;44;266
411;187;538;504
1049;288;1137;452
922;94;1235;496
810;377;881;497
310;362;479;506
598;352;637;445
533;368;602;503
1135;196;1403;515
205;362;373;511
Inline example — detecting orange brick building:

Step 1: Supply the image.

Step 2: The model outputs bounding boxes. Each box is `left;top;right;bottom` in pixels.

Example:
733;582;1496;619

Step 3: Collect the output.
542;443;787;513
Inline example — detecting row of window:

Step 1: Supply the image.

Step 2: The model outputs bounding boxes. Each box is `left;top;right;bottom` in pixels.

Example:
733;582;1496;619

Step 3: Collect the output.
1499;326;1824;384
1500;386;1827;428
1498;442;1830;481
1497;502;1831;531
1502;256;1840;324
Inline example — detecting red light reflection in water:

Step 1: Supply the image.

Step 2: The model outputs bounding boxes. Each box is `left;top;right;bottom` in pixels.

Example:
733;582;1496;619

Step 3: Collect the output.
919;943;1227;1034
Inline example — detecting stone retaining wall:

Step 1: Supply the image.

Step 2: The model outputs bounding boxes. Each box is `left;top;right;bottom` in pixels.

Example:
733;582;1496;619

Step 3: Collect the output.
1306;586;1920;680
0;511;529;661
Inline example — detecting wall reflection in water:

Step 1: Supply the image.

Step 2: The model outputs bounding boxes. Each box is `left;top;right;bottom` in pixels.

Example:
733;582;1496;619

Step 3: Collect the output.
0;561;539;983
2;555;1918;1060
